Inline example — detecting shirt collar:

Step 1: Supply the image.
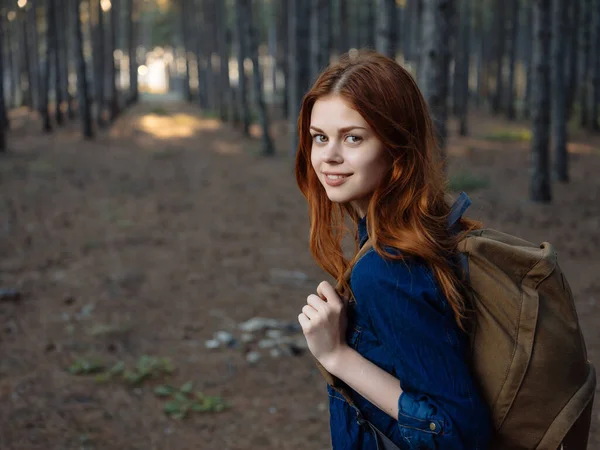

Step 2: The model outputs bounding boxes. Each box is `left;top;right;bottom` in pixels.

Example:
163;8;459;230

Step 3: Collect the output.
358;215;369;248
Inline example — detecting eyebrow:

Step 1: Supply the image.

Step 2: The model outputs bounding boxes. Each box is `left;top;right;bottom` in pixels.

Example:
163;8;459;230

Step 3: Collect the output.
310;125;367;134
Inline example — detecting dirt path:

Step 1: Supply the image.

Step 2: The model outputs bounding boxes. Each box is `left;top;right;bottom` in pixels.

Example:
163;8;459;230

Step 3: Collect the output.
0;99;598;449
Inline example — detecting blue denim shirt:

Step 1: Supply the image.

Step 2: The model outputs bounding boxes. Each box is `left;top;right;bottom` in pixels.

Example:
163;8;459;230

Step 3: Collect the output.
328;217;491;449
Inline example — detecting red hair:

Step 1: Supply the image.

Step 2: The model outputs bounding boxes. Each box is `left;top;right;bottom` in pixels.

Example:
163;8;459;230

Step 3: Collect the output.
295;51;481;329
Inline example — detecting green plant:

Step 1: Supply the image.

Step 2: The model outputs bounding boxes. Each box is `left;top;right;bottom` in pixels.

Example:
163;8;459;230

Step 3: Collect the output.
484;129;531;142
68;358;105;375
161;381;229;419
448;172;491;192
150;107;170;116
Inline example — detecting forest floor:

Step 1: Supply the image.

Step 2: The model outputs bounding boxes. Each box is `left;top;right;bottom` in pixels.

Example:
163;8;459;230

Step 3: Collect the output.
0;95;599;450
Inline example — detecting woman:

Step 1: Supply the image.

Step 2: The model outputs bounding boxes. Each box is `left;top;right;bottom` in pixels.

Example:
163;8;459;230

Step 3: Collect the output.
295;51;491;449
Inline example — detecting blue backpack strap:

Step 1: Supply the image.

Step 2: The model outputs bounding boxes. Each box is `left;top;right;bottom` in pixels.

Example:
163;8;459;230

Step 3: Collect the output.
448;192;472;234
448;192;472;282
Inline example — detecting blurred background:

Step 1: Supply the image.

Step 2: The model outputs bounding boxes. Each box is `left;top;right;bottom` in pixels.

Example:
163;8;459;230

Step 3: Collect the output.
0;0;598;449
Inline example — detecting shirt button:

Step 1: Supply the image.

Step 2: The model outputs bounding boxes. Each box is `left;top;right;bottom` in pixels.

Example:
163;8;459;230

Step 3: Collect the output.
429;422;437;431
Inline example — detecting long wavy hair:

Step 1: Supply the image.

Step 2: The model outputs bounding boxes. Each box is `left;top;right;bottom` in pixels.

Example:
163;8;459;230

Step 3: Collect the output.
295;51;481;329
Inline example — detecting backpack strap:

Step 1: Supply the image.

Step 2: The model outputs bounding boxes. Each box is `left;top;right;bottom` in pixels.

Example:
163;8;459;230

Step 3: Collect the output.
448;191;472;234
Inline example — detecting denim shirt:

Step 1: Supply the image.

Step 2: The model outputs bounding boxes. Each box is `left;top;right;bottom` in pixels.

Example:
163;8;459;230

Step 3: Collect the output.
328;217;491;449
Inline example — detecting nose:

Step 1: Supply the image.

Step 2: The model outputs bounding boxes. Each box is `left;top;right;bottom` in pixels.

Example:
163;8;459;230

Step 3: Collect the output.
321;141;343;164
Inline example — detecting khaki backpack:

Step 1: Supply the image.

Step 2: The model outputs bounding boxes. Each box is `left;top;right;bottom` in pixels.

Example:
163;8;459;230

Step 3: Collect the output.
317;192;596;449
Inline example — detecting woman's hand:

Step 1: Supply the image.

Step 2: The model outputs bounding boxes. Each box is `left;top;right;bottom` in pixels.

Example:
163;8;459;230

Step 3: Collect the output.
298;281;349;371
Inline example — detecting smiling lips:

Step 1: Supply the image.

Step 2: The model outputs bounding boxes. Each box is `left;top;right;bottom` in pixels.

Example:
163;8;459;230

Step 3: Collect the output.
324;172;351;187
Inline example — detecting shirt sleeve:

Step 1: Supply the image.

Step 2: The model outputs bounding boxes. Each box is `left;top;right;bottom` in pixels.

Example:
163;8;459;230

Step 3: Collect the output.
350;249;487;449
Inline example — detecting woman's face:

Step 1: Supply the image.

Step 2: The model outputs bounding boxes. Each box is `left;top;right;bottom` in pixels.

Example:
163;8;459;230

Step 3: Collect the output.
310;95;389;217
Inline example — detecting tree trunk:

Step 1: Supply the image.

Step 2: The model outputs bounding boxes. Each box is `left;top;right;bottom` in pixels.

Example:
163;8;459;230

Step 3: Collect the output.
491;0;506;114
180;0;192;102
523;1;533;118
216;0;231;122
91;0;105;125
505;0;519;119
376;0;397;58
276;0;289;117
365;0;376;49
43;0;55;132
20;10;33;108
411;0;424;72
235;0;250;136
194;1;208;109
59;0;76;119
552;0;568;181
73;0;93;138
418;0;453;157
52;0;64;125
311;0;332;81
127;0;138;104
403;0;415;62
0;14;7;151
203;0;216;111
565;0;580;119
5;15;18;108
456;0;471;136
108;0;120;120
474;2;485;107
288;0;311;155
590;0;600;130
29;0;42;113
338;0;348;55
239;0;275;156
530;0;551;203
579;0;591;128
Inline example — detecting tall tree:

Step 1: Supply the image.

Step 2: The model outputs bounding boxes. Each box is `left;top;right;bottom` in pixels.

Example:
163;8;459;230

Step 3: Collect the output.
591;0;600;130
73;0;93;138
194;1;208;109
375;0;397;58
201;0;216;111
419;0;453;156
239;0;274;156
491;0;506;114
90;0;105;125
505;0;519;119
179;0;192;102
530;0;551;202
338;0;348;56
108;0;120;120
310;0;332;81
0;12;7;152
42;0;55;132
565;0;580;118
522;1;533;118
579;0;592;128
5;13;18;108
216;0;231;122
19;6;33;108
275;0;289;117
29;0;42;113
53;0;64;124
126;0;138;104
57;0;75;119
234;0;250;136
455;0;471;136
552;0;568;181
288;0;310;155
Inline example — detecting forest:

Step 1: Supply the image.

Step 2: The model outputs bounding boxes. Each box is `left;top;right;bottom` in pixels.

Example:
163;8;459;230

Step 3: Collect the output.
0;0;599;449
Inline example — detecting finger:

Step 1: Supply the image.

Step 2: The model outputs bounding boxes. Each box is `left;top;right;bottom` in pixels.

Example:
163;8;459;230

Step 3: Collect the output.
306;294;326;311
302;304;318;320
317;281;342;306
298;313;311;331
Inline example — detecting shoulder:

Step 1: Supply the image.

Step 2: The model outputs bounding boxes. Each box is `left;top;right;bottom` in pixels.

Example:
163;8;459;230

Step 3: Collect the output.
350;246;438;297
